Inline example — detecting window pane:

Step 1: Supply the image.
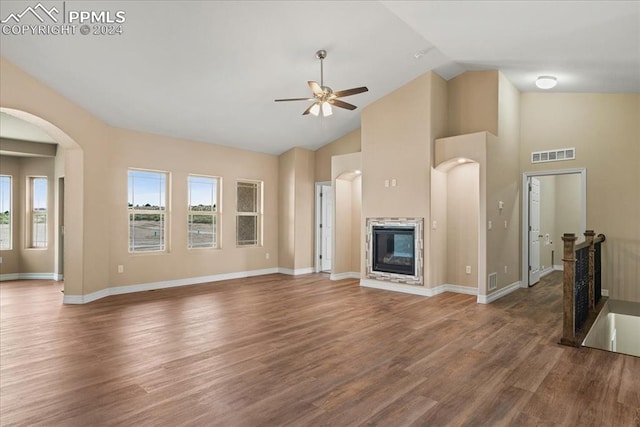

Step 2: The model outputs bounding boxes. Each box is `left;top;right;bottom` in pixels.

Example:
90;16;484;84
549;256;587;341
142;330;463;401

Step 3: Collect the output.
32;178;47;211
129;213;164;252
237;215;257;246
188;176;217;212
31;178;47;248
0;176;11;250
32;212;47;248
188;214;216;248
128;170;166;210
237;182;257;213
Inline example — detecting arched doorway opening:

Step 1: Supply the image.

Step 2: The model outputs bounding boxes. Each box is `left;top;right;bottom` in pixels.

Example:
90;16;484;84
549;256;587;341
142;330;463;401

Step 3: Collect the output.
0;108;84;299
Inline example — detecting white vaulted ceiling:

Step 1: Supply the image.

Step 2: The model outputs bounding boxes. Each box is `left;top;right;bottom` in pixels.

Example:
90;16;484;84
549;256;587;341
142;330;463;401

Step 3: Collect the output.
1;1;638;154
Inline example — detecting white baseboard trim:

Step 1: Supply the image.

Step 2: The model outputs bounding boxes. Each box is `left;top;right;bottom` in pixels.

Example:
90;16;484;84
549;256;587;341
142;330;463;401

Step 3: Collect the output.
478;280;522;304
434;284;479;296
0;272;58;281
278;267;315;276
540;266;554;278
63;267;280;304
330;272;360;281
601;289;609;297
553;264;564;271
360;279;432;296
360;279;479;298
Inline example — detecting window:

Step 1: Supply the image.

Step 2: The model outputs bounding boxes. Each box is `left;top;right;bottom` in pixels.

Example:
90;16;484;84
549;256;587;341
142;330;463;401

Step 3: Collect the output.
29;177;48;248
0;175;11;250
236;180;262;246
128;169;168;252
188;175;220;249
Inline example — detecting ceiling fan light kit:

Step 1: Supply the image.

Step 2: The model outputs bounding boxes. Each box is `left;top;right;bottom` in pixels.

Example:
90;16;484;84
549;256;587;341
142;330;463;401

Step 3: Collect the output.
275;49;368;117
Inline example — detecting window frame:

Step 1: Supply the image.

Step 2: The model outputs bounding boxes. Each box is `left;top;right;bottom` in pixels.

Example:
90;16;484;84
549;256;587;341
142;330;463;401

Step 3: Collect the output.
0;175;12;251
127;168;170;254
187;174;221;250
235;179;263;247
27;176;47;249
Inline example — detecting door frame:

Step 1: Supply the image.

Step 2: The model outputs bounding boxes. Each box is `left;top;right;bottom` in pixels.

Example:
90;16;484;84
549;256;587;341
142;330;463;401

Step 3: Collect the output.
521;168;587;288
315;181;332;273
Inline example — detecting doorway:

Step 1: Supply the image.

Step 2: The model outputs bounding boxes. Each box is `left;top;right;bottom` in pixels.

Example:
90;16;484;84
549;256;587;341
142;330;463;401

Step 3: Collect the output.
315;182;333;273
522;168;586;287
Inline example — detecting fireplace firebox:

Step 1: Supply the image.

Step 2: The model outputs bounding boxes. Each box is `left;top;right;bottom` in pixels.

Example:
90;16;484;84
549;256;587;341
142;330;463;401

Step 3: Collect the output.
372;226;415;275
366;218;423;285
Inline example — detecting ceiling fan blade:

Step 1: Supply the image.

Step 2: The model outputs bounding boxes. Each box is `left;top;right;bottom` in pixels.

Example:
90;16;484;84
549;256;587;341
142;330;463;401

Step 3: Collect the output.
308;81;323;96
302;103;316;115
275;97;315;102
329;99;357;110
333;86;368;98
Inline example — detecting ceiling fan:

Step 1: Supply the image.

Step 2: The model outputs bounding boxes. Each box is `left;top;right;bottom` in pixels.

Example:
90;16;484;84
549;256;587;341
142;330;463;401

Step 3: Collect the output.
275;49;368;117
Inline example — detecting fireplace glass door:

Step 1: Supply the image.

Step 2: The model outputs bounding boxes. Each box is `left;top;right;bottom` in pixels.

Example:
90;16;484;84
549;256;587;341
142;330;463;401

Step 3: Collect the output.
372;226;415;275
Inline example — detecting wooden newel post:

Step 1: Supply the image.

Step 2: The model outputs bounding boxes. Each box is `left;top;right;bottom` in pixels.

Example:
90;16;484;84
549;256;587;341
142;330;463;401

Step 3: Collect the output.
561;233;578;346
584;230;596;312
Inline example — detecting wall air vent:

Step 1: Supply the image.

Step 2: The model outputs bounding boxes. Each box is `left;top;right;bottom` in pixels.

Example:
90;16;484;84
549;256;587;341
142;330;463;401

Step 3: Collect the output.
531;148;575;164
488;272;498;291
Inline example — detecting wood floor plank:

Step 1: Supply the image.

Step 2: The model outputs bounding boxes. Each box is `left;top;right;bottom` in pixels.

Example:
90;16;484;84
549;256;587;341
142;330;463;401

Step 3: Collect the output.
1;271;637;426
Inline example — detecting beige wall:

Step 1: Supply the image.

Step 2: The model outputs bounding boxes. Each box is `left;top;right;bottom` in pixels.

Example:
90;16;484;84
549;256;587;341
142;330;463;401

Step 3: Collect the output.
430;169;448;286
278;147;315;272
108;127;279;287
334;178;352;275
315;128;360;183
520;93;640;302
332;152;362;276
278;149;295;270
487;72;520;288
446;163;479;287
361;72;447;287
448;71;499;136
553;174;582;264
293;148;315;270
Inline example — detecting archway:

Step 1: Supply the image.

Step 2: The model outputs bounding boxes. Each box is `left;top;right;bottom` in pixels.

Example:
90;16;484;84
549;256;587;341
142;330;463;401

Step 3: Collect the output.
0;108;84;299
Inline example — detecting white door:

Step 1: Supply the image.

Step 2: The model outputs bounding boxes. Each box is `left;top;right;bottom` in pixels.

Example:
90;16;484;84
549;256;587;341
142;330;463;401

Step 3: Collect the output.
529;177;541;286
321;184;333;272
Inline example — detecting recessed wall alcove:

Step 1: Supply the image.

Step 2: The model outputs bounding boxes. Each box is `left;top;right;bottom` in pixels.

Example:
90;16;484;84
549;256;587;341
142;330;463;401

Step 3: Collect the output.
433;131;490;300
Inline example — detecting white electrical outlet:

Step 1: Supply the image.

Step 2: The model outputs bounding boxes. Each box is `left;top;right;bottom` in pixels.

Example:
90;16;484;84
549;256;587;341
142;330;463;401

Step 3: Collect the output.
117;265;124;273
265;252;270;260
504;220;508;229
384;179;389;187
488;221;492;230
465;265;471;274
391;179;397;187
504;265;508;274
432;220;437;230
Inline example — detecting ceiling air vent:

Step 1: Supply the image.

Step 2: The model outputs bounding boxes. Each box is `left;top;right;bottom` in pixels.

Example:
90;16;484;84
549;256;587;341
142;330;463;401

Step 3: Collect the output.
531;148;575;164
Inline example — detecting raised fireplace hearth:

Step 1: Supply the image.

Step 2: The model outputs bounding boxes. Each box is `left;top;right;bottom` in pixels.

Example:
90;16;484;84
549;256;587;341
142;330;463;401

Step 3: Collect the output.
366;218;423;285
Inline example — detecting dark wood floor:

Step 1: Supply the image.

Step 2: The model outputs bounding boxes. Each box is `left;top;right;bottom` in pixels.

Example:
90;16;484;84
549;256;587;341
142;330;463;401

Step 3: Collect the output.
1;272;638;426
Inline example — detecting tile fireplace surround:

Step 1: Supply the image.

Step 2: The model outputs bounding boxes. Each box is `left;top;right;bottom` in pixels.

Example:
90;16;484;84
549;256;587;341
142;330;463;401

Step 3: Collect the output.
365;217;424;286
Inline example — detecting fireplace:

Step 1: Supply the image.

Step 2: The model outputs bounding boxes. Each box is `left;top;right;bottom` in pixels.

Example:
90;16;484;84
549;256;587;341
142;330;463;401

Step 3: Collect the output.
366;218;423;285
372;227;415;275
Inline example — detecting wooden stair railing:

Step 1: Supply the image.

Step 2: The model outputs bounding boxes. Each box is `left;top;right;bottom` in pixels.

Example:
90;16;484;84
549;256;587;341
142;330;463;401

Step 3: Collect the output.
560;230;607;347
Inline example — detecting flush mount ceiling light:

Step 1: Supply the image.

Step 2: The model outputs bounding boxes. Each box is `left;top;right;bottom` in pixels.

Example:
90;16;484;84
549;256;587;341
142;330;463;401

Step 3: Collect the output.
535;76;558;90
275;49;368;117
